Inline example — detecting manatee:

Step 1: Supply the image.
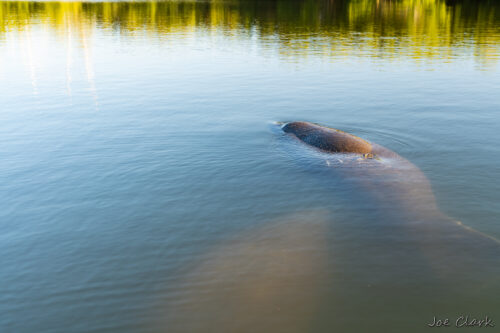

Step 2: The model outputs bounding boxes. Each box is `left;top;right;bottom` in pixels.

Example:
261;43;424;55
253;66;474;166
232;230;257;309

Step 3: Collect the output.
281;121;500;282
158;210;331;333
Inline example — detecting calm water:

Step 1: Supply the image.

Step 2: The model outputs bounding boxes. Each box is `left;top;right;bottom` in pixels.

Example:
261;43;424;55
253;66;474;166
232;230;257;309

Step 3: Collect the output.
1;0;500;332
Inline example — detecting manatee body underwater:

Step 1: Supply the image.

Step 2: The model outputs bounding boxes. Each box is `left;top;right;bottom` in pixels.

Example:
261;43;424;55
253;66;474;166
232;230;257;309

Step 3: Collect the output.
281;121;500;281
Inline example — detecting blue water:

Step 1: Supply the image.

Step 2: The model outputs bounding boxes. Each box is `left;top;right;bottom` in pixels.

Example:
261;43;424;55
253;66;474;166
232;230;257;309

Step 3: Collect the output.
1;1;500;332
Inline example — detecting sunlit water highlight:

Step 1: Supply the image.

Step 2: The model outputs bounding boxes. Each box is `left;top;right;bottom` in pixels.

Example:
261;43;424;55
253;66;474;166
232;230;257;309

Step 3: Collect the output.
1;1;500;332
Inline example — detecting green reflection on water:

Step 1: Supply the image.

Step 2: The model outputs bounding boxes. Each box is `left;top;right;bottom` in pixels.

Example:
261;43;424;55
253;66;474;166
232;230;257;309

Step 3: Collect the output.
1;0;499;64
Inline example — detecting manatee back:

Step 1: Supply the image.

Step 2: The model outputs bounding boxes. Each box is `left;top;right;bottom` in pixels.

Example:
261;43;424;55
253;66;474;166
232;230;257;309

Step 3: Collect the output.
282;121;372;154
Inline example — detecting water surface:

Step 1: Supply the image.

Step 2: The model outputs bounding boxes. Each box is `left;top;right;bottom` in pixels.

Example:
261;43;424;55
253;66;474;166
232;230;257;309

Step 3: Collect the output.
1;1;500;332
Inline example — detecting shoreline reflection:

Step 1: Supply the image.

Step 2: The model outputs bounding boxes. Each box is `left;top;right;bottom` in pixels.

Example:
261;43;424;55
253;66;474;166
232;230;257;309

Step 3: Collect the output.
1;0;499;66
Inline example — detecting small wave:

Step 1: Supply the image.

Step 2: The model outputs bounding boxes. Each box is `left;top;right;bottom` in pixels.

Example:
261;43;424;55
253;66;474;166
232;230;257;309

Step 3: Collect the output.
347;126;416;150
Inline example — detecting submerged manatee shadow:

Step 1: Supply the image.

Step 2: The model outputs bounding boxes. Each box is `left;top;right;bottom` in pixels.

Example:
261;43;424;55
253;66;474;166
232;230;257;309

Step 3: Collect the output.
162;209;331;333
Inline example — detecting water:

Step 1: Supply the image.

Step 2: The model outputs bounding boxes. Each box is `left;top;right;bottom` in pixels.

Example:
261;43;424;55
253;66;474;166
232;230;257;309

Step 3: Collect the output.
1;0;500;332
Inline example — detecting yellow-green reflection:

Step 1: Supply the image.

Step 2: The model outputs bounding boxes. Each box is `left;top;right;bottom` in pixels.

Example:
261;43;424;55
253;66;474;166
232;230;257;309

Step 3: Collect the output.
1;0;499;65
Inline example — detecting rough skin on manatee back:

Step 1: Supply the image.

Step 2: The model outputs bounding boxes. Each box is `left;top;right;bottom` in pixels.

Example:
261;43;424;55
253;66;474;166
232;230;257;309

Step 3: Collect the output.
282;121;372;154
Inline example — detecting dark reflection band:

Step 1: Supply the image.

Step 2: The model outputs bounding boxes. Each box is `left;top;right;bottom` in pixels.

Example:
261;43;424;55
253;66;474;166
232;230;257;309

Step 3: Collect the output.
1;0;499;64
